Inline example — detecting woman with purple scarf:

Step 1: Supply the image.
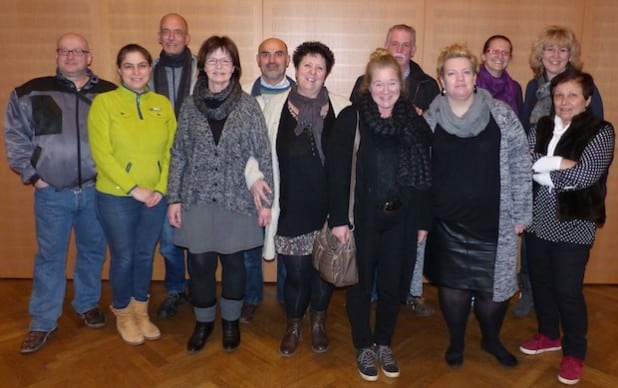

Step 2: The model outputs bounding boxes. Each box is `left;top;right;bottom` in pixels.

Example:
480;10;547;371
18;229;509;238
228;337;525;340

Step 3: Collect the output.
476;35;522;116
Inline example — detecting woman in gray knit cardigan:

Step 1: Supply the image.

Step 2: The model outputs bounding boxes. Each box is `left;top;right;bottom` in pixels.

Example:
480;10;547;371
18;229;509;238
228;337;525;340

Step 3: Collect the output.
167;36;273;355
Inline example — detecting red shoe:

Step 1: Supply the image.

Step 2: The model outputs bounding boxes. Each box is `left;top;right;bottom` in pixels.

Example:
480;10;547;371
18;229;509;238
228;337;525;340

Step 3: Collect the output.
519;333;561;355
558;356;584;385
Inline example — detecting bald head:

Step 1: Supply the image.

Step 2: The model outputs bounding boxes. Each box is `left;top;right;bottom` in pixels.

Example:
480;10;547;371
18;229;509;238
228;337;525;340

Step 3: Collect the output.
55;33;92;80
256;38;290;86
158;13;190;55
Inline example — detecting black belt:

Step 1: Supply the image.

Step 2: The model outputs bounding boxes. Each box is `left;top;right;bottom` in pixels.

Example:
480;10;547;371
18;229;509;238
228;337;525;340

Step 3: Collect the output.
378;199;402;213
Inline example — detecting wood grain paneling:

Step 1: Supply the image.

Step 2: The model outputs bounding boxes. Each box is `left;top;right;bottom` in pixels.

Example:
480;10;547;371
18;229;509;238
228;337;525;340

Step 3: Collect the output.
1;0;617;283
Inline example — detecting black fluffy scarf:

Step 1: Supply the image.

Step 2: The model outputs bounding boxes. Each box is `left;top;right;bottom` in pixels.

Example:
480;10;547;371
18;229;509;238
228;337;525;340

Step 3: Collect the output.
359;93;432;190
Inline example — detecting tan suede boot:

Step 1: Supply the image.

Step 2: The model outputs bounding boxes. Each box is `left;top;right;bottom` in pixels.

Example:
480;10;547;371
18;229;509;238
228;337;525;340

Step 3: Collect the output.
110;305;144;345
131;298;161;340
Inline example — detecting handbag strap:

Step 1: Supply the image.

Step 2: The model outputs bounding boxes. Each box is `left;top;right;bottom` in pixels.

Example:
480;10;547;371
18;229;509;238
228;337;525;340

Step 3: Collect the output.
348;112;360;228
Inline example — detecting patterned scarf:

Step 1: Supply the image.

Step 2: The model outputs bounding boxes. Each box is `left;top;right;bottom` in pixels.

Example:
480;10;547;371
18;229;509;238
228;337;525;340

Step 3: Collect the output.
359;93;432;189
529;75;553;128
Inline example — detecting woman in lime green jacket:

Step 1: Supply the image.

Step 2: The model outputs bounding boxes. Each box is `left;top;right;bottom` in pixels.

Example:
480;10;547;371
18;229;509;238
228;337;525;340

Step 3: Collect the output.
88;44;176;346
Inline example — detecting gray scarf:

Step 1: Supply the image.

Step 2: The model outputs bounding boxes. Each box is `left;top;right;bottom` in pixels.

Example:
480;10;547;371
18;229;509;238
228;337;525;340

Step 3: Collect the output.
287;85;330;163
425;88;492;138
529;76;552;128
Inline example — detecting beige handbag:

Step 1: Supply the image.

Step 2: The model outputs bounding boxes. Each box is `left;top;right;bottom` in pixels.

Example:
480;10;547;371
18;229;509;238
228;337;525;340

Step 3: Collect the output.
313;113;360;287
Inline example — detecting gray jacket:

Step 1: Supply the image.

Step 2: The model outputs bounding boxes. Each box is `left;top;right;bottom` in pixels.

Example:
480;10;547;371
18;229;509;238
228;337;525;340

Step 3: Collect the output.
168;92;273;216
4;70;116;188
424;97;533;301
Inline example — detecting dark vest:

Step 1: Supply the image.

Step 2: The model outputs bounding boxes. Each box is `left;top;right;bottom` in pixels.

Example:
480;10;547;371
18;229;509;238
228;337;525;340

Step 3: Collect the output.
534;110;610;225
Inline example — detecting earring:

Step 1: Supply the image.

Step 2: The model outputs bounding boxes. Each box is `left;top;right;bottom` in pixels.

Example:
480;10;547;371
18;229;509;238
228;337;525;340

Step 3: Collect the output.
474;85;478;94
441;88;446;96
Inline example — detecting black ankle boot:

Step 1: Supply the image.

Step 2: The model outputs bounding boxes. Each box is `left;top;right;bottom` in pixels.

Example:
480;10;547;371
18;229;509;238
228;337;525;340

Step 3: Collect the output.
445;346;464;368
481;339;518;367
222;319;240;351
187;321;214;354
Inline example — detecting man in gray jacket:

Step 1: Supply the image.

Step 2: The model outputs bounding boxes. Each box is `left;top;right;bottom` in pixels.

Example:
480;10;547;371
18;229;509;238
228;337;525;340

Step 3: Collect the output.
4;33;116;353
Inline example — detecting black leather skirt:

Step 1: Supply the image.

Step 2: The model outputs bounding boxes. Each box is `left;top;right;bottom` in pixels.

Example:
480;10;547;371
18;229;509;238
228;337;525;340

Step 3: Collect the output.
425;218;497;292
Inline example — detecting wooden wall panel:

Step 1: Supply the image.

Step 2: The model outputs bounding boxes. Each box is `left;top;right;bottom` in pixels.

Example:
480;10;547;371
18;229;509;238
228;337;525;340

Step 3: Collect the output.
1;0;617;283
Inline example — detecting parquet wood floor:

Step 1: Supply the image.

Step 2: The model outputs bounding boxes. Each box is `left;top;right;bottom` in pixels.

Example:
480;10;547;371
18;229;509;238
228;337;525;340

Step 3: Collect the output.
0;279;616;387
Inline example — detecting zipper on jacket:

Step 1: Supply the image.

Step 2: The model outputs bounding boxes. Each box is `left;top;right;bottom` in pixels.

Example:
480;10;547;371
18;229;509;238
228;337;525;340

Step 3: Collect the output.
75;93;83;188
136;93;143;120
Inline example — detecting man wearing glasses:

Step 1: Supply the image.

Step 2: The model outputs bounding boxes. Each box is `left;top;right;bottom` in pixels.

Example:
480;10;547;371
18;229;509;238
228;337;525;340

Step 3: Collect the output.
4;33;115;353
149;13;198;319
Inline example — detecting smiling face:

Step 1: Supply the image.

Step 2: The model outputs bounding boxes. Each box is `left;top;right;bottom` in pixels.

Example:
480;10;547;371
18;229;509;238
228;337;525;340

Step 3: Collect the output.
204;47;234;92
440;57;477;102
158;14;190;56
118;51;152;93
481;37;512;77
369;66;401;117
257;38;289;85
542;44;570;79
385;28;416;72
553;79;590;125
295;53;327;98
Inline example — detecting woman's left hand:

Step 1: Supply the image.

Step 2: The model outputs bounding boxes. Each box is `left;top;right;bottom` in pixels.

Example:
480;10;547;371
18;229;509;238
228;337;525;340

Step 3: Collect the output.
258;207;271;227
514;224;526;234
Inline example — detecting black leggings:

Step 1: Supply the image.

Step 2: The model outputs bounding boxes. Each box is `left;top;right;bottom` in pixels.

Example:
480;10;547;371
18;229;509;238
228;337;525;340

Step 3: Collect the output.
281;254;334;318
438;287;509;353
189;251;245;308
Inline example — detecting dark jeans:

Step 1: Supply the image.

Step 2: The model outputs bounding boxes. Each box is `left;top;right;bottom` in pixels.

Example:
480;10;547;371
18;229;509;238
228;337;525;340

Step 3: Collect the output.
243;246;286;305
96;192;167;308
525;233;590;359
281;254;333;318
159;217;190;295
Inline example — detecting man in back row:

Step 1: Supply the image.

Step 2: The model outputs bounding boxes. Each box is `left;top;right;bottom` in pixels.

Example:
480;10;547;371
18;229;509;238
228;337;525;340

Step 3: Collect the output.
4;33;116;353
150;13;198;319
240;37;295;323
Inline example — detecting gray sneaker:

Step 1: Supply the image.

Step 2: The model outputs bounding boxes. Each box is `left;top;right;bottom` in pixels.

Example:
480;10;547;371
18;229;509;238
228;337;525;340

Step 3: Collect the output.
376;345;400;378
356;347;378;381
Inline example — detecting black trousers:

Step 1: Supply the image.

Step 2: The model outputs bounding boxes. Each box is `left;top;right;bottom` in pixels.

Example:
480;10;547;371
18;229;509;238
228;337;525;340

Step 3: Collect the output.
280;254;333;318
346;210;414;349
525;233;590;360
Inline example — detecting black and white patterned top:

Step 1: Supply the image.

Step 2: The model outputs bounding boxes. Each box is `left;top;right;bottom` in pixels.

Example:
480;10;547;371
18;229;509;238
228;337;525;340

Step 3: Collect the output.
527;118;615;245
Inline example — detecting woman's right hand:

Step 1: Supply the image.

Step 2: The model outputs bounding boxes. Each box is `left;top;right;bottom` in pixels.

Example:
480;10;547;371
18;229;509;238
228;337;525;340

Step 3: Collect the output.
168;203;182;228
331;225;351;245
130;187;153;203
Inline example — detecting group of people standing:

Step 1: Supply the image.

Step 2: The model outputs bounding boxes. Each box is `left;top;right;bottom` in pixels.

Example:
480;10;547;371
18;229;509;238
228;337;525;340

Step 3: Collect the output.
4;13;614;387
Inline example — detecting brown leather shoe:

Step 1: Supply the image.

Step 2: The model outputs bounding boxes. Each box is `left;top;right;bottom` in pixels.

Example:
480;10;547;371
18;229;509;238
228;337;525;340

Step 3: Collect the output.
81;307;106;328
20;329;57;354
239;303;257;324
310;310;329;353
280;318;302;357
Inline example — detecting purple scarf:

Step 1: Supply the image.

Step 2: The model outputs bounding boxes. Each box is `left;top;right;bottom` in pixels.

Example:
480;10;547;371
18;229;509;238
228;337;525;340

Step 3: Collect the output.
476;64;520;115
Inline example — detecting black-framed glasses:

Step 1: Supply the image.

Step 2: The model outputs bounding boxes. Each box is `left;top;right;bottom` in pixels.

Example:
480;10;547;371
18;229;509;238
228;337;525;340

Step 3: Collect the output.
56;48;89;57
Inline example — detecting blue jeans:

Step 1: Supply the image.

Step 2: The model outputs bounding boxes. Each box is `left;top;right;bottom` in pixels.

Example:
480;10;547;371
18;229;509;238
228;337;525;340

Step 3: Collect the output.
30;186;106;332
159;217;189;295
243;247;286;305
96;192;167;309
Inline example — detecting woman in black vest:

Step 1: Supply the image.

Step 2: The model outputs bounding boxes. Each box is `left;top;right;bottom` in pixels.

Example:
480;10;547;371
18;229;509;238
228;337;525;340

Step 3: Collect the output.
520;68;615;385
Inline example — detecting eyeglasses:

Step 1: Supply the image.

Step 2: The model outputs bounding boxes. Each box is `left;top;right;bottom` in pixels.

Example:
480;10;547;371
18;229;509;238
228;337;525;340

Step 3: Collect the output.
486;48;511;57
205;57;233;67
56;48;89;57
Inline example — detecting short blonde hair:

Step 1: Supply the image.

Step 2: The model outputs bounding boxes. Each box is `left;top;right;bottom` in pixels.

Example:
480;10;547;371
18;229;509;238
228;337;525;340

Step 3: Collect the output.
436;43;478;79
529;25;582;78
